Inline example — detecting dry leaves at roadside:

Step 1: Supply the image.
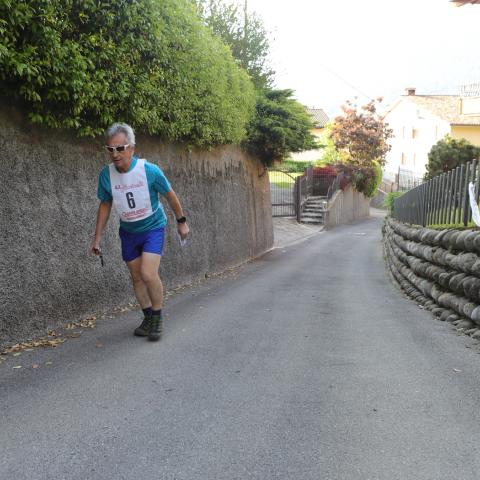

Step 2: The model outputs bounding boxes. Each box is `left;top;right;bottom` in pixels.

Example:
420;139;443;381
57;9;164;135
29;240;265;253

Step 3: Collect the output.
1;337;65;357
65;316;97;330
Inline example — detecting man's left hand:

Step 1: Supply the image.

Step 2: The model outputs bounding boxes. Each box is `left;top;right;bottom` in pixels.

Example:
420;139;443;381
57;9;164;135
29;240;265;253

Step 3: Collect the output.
178;222;189;240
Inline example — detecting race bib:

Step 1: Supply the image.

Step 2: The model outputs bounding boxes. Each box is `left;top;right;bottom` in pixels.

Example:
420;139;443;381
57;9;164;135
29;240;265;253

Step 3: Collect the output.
109;159;154;222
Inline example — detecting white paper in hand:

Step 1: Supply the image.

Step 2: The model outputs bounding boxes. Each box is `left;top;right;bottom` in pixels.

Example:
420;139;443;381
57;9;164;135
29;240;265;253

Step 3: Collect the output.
177;232;187;247
469;182;480;227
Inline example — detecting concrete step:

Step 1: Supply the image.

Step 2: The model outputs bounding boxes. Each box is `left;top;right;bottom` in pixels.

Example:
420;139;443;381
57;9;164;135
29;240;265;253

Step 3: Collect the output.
300;218;324;224
301;212;324;218
303;206;326;212
307;196;327;200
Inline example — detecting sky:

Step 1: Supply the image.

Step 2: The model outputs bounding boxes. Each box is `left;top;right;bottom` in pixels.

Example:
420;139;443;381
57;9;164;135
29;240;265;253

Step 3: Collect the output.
246;0;480;118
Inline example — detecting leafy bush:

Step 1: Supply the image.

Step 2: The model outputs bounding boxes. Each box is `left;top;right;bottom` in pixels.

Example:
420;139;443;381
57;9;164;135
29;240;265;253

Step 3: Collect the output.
0;0;255;145
313;165;337;177
425;135;480;180
336;160;382;198
280;160;314;172
384;191;403;214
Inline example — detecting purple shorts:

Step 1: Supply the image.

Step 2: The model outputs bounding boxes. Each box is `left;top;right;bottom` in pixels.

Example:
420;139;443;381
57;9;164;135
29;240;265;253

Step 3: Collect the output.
119;227;165;262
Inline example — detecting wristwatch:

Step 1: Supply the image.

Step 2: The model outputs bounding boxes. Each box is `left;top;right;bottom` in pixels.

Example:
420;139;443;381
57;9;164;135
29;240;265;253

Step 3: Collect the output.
176;216;187;224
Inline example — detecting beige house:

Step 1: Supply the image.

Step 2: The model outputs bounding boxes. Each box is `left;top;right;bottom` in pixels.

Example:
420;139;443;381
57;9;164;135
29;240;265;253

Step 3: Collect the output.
290;108;329;161
383;88;480;181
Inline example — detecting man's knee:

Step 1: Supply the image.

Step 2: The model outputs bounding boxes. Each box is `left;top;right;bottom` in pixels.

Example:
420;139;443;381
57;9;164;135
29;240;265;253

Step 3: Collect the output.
140;269;160;285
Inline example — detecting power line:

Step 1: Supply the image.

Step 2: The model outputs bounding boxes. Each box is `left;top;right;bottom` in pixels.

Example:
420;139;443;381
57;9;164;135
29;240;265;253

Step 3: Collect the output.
318;63;374;101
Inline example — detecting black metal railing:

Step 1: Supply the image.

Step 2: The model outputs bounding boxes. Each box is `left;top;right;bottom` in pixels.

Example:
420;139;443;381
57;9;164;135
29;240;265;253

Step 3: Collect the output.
295;173;309;221
326;172;344;200
393;159;480;227
295;168;341;222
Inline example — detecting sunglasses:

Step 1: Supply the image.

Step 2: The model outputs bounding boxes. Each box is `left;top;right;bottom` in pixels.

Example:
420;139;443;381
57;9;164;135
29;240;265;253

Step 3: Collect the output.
105;144;130;153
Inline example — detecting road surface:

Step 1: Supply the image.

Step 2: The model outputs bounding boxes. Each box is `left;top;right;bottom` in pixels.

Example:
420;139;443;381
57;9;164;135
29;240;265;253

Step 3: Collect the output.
2;214;480;479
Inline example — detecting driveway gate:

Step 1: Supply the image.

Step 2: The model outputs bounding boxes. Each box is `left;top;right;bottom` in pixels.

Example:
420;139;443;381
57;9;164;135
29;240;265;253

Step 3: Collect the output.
269;170;296;217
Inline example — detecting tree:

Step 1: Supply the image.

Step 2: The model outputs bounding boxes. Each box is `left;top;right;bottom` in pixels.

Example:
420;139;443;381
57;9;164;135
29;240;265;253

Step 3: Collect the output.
328;99;391;197
425;135;480;180
330;99;393;168
195;1;316;166
243;89;318;166
194;0;274;89
317;122;348;165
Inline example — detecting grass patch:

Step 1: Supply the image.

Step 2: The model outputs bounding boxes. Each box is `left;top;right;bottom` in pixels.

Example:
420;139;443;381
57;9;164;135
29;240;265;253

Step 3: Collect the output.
269;171;302;188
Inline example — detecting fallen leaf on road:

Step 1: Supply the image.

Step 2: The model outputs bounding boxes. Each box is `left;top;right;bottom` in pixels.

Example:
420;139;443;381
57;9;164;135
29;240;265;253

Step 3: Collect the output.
66;317;97;330
453;368;462;373
32;364;39;369
45;362;53;366
1;337;65;356
96;343;104;348
12;366;22;369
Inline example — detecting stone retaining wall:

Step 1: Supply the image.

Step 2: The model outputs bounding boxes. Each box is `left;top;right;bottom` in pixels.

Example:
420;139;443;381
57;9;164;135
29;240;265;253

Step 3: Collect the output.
325;185;371;229
384;217;480;333
0;105;273;348
370;189;387;210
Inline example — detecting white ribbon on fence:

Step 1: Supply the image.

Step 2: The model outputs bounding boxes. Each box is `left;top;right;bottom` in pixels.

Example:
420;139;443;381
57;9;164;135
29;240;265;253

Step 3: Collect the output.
468;182;480;227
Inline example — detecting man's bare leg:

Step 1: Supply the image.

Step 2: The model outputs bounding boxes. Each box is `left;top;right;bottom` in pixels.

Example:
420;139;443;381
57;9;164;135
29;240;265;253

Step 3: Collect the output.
140;252;163;310
140;252;163;341
126;256;151;309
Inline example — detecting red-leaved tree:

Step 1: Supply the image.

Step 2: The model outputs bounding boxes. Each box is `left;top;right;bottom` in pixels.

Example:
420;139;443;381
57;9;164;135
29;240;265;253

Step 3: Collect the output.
330;99;392;168
329;98;393;197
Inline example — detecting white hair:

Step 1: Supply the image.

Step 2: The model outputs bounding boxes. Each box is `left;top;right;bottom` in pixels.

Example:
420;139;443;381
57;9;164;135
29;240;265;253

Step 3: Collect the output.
105;123;136;145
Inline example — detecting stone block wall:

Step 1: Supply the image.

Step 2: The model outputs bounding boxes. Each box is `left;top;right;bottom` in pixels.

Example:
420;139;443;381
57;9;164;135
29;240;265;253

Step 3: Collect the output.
384;217;480;332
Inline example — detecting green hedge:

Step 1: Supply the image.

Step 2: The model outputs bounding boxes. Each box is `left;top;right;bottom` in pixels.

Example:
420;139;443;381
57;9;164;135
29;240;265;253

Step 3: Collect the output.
280;160;314;173
0;0;255;145
384;191;403;214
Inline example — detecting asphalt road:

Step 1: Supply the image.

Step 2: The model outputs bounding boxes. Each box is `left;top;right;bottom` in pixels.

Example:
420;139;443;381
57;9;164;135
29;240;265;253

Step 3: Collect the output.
2;214;480;480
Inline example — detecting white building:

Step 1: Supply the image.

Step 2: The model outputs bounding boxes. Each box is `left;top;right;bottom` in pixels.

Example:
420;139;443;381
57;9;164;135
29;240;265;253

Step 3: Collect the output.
383;88;480;183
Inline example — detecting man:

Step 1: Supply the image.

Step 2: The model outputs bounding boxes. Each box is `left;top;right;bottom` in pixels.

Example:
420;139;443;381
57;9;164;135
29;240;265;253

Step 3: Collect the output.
90;123;189;341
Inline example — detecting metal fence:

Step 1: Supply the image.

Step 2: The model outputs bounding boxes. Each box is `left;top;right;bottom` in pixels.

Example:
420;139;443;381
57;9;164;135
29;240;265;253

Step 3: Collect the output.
393;159;480;226
269;169;297;217
269;166;340;219
383;168;423;192
398;167;423;191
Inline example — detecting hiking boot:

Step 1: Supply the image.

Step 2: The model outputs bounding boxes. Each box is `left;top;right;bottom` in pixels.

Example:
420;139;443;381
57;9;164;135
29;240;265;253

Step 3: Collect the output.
134;316;151;337
148;314;162;341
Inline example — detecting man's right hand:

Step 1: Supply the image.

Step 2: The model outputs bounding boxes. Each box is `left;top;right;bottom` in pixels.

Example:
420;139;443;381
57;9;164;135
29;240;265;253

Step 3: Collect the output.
90;240;101;255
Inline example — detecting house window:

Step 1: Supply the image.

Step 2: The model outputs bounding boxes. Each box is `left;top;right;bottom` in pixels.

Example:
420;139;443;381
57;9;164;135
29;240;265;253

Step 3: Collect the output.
401;153;407;166
412;128;419;139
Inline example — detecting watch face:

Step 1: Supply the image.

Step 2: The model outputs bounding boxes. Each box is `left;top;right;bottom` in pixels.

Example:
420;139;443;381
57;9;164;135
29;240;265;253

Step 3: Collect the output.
177;216;186;223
